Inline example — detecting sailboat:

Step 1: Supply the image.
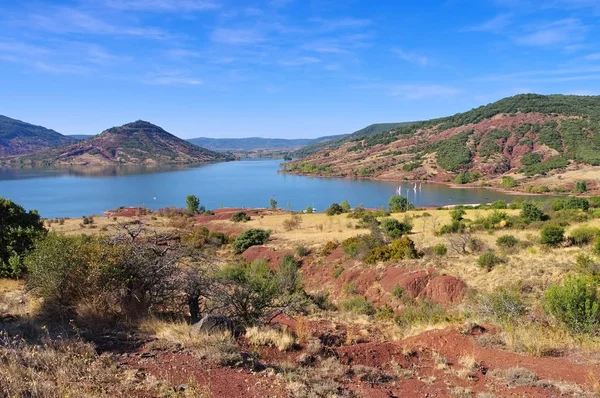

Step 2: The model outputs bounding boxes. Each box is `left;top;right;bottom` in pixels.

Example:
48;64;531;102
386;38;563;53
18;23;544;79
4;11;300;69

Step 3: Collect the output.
419;182;422;192
397;184;402;195
413;182;417;192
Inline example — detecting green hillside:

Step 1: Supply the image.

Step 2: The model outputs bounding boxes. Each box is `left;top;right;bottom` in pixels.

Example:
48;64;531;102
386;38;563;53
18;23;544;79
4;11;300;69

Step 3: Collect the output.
0;115;75;156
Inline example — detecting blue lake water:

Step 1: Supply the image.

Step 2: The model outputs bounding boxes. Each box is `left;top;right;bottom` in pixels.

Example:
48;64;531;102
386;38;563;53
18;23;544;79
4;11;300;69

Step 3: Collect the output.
0;159;527;218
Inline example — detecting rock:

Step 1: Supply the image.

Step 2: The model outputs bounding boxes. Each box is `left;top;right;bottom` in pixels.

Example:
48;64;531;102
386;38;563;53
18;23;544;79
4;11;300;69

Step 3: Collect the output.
419;275;467;305
191;314;245;337
175;384;188;392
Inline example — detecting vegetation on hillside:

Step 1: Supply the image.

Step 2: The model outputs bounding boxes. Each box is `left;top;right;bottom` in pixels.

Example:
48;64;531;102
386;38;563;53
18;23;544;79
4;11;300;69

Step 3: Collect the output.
0;115;75;156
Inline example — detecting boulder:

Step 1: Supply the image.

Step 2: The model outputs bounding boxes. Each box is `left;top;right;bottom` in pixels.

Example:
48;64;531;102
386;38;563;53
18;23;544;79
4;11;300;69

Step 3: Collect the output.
191;314;245;337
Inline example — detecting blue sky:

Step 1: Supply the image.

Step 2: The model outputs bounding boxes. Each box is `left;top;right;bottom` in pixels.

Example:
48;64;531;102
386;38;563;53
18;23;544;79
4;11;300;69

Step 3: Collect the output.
1;0;600;139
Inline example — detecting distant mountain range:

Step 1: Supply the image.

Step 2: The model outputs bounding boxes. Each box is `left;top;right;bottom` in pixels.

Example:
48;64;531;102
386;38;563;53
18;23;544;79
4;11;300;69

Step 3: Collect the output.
1;120;231;167
186;136;341;152
68;134;95;141
0;116;76;156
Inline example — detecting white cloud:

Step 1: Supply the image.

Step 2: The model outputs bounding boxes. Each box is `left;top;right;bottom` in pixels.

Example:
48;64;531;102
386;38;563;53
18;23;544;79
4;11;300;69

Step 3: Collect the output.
144;71;202;85
104;0;219;11
393;49;429;66
279;56;320;66
516;18;587;46
467;14;511;32
211;28;266;45
584;53;600;61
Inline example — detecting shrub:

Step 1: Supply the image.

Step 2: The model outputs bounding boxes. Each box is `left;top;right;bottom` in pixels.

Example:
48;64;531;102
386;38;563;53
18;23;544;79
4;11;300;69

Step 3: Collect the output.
365;236;418;264
396;299;451;328
380;218;412;239
81;216;94;225
0;198;46;277
545;275;600;334
321;241;338;256
305;205;313;214
438;220;465;235
552;197;589;211
521;202;545;223
496;235;519;249
186;195;201;214
490;200;507;209
474;288;527;321
568;226;599;246
296;245;309;257
574;181;587;193
477;252;503;271
540;224;564;247
501;176;517;188
392;285;404;299
282;214;302;231
432;244;447;256
594;236;600;256
388;195;413;213
278;255;302;294
341;296;375;315
450;208;466;222
333;266;344;279
344;282;359;295
231;211;251;223
246;327;295;351
326;203;344;216
232;229;271;254
340;200;351;213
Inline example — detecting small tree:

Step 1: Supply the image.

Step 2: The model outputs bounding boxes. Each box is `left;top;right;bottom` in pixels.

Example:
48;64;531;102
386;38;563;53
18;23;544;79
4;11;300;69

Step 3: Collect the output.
186;195;201;214
0;197;46;277
232;229;271;254
545;275;600;334
340;200;351;213
231;211;251;223
269;198;278;210
574;181;588;194
388;195;413;213
326;203;344;216
541;224;565;246
501;176;517;188
450;208;466;222
380;218;412;239
521;202;545;223
305;205;313;214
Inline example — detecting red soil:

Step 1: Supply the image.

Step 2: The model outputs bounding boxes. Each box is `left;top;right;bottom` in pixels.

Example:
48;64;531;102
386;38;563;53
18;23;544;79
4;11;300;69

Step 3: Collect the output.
241;246;294;267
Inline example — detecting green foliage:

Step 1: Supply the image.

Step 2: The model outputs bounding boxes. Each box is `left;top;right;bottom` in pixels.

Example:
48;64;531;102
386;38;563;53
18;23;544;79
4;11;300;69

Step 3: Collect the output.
552;197;589;211
490;200;507;209
278;255;302;294
438;220;466;235
284;162;333;175
402;161;422;171
186;195;201;214
520;152;542;166
523;156;569;176
568;226;599;246
540;224;565;246
450;208;466;222
392;285;405;299
304;205;313;214
574;181;588;194
474;288;527;321
496;235;519;249
269;198;278;210
326;203;344;216
432;244;447;256
81;216;93;225
333;266;344;279
479;129;510;158
472;210;510;230
341;296;375;315
501;176;517;188
538;121;562;152
594;236;600;256
295;245;309;257
231;211;251;223
433;130;473;172
395;299;451;328
0;197;46;277
344;282;359;295
454;171;480;184
341;233;385;259
340;200;351;213
545;275;600;334
477;252;503;271
365;236;418;264
380;218;413;239
232;229;271;254
388;195;414;213
359;167;374;176
521;202;545;223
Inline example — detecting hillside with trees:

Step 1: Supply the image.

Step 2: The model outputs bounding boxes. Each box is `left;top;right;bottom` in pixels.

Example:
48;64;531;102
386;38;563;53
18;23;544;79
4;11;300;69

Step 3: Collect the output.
283;94;600;194
1;120;233;167
0;115;76;156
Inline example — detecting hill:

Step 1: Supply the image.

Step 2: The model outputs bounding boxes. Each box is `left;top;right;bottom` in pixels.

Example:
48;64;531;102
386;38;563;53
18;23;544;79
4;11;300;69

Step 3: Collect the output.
188;137;322;152
68;134;95;141
1;120;232;167
293;122;411;158
0;115;76;156
283;94;600;192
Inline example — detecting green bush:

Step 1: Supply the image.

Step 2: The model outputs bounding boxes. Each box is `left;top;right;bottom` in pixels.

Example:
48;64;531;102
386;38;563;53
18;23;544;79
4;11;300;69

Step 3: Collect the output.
540;224;565;247
438;220;465;235
574;181;588;194
340;200;351;213
490;200;508;209
231;211;251;223
520;152;542;166
0;197;46;277
388;195;413;213
392;285;405;299
380;218;412;239
232;229;271;254
365;236;418;264
82;216;93;225
521;202;545;223
186;195;201;214
396;299;451;328
474;288;527;321
326;203;344;216
568;226;599;246
496;235;519;249
344;282;359;295
305;205;313;214
333;266;344;278
477;252;503;271
552;197;590;212
432;244;447;256
341;296;375;315
545;275;600;334
278;255;302;294
295;245;309;257
450;208;466;222
501;176;517;188
270;198;278;210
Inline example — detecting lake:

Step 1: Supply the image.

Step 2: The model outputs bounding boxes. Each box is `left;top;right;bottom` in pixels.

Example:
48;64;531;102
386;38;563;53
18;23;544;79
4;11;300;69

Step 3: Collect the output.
0;159;527;218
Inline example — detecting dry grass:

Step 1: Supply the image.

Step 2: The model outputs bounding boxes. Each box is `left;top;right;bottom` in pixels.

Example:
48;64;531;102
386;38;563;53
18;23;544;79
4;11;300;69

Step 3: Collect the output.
246;326;296;351
280;356;352;397
431;349;450;370
455;353;478;380
0;333;189;397
140;319;242;366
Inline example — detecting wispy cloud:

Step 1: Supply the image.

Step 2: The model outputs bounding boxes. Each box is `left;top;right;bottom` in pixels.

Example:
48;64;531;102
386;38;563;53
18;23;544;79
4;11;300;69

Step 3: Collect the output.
516;18;587;46
389;84;461;99
393;49;429;66
34;61;91;75
467;14;511;32
278;56;320;66
0;41;52;56
86;44;131;65
104;0;219;12
211;28;266;45
310;17;371;32
143;71;202;85
584;53;600;60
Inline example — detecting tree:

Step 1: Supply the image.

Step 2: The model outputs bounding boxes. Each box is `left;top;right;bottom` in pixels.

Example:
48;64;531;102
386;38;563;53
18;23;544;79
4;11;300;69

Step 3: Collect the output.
305;205;314;214
450;208;466;222
574;181;588;194
340;200;351;213
541;224;565;246
269;198;278;210
232;229;271;254
388;195;413;213
501;176;517;188
545;275;600;334
186;195;201;214
326;203;344;216
521;202;545;223
380;218;412;239
0;198;46;277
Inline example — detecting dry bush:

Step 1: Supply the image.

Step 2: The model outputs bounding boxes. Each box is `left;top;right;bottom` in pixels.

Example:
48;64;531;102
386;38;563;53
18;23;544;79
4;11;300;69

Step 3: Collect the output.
431;350;450;370
283;214;303;231
295;317;311;344
140;319;242;366
281;357;353;398
489;367;538;387
246;326;295;351
0;333;177;397
455;353;478;380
